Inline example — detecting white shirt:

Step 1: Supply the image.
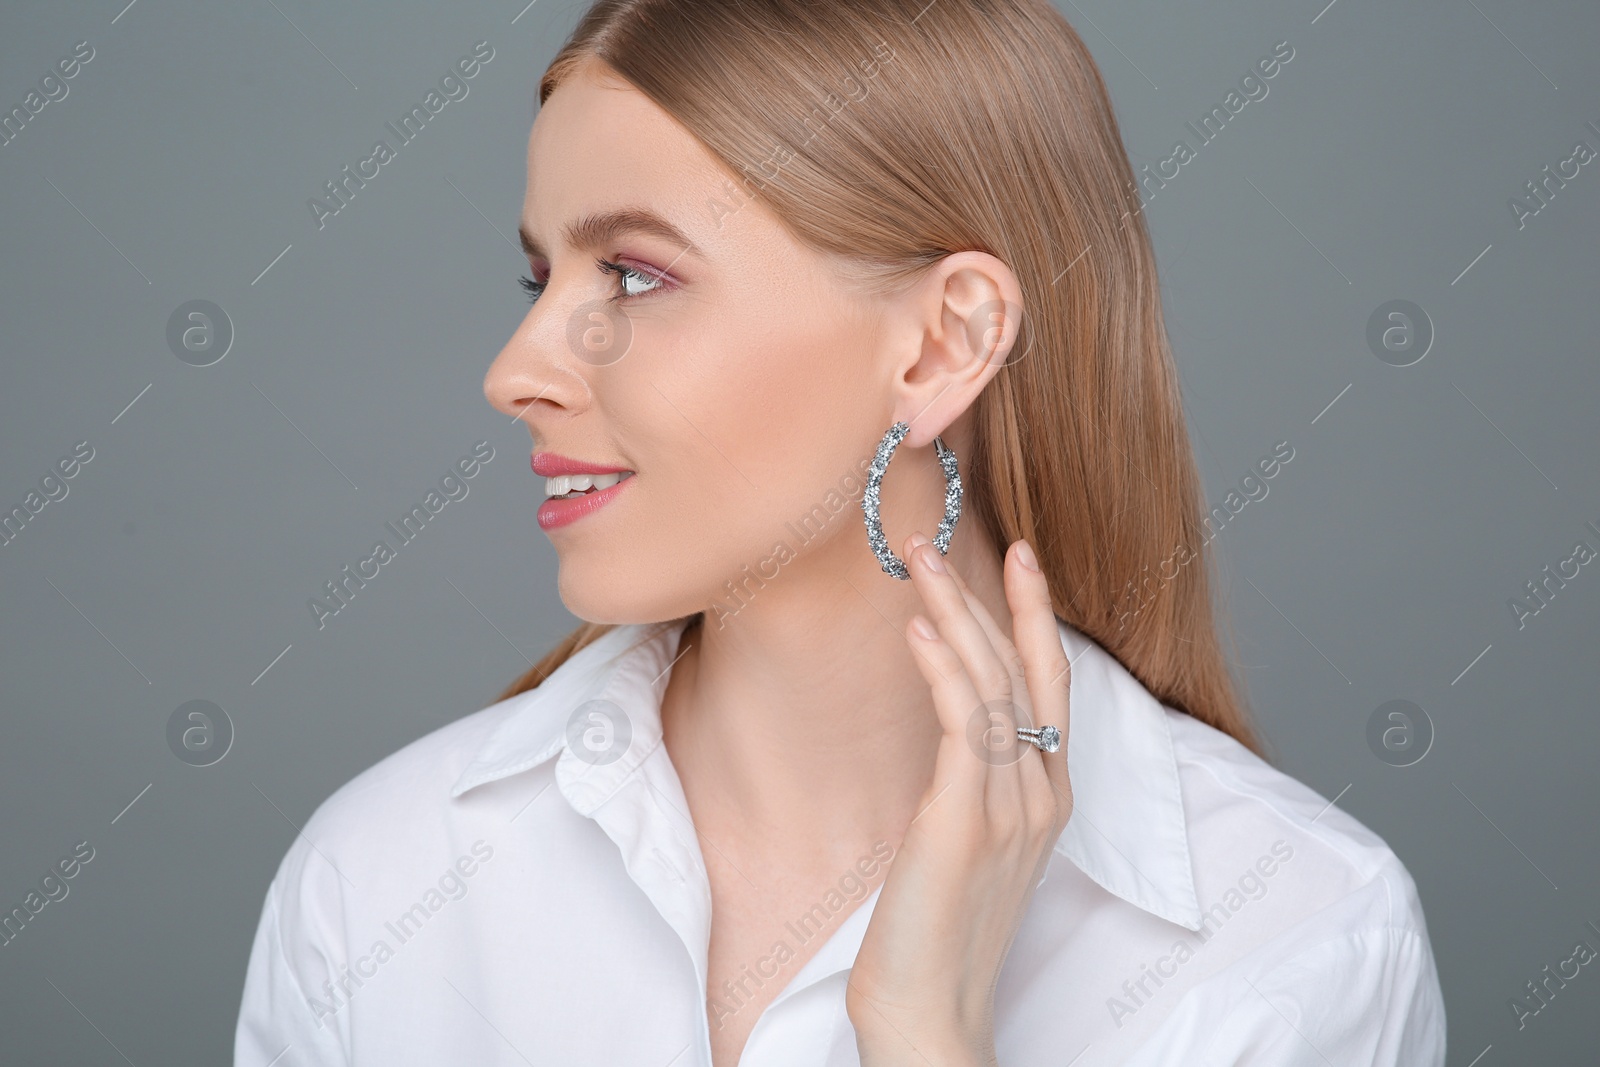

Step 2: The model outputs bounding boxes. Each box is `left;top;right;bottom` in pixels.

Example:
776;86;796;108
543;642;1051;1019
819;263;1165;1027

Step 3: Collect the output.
235;615;1447;1066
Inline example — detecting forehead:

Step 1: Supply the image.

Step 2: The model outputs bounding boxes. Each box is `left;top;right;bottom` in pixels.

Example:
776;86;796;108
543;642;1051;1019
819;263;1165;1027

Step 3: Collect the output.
523;60;727;239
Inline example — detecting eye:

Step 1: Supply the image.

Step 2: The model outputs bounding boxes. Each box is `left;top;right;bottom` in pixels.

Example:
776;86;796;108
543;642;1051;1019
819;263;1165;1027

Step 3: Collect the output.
596;257;669;300
517;274;545;305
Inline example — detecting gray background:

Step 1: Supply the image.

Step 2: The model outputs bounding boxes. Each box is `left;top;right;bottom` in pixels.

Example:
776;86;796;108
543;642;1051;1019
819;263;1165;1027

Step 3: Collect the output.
2;0;1596;1062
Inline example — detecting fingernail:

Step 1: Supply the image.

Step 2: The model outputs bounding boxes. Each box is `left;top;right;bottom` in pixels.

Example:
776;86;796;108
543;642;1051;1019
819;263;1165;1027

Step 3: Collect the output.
907;531;930;549
918;544;947;574
1014;539;1040;572
911;614;939;641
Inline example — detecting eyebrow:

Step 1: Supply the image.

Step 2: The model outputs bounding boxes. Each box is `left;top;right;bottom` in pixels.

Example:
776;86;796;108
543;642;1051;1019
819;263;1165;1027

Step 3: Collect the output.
519;208;701;261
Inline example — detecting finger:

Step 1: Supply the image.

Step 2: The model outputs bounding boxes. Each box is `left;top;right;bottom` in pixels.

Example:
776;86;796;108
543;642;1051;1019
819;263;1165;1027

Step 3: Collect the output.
1005;538;1074;814
908;531;1004;700
943;552;1032;722
904;532;1026;814
929;538;1044;812
903;533;1011;715
903;611;988;795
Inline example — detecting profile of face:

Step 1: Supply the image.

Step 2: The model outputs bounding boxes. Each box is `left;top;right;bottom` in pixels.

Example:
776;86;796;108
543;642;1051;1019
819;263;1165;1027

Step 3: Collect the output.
484;57;1016;624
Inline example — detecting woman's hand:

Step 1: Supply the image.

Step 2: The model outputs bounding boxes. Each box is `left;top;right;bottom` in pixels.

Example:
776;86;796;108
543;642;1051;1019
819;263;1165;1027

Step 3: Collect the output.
847;532;1074;1067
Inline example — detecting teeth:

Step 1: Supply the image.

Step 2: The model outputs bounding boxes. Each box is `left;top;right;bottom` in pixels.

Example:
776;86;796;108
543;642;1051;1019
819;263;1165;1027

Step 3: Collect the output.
545;471;632;498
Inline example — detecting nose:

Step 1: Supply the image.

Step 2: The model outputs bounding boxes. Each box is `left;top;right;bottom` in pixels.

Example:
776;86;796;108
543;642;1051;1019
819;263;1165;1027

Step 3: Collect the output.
483;303;589;428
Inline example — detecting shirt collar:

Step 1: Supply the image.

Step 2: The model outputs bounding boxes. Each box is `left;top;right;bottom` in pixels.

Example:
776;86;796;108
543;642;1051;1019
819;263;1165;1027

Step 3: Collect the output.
450;614;1205;932
449;618;683;803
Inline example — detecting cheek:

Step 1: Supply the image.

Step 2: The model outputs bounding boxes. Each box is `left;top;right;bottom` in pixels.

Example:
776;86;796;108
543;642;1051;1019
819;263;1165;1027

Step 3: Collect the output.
714;355;812;460
556;307;880;623
552;340;789;621
671;328;850;488
663;329;879;548
646;246;871;493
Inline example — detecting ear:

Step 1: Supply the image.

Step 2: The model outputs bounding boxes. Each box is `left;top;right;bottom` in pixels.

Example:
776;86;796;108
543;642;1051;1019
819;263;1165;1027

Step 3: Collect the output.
888;250;1024;449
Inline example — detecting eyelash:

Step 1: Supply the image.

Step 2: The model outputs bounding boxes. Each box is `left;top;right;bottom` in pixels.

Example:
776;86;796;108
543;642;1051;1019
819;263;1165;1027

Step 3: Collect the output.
517;258;668;306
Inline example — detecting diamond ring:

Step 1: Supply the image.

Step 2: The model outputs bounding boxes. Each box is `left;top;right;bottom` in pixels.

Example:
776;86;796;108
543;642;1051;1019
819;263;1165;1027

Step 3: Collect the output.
1016;725;1061;753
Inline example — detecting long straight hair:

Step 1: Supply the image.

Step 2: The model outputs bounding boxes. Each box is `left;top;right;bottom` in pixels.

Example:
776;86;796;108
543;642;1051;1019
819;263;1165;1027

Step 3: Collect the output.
497;0;1264;757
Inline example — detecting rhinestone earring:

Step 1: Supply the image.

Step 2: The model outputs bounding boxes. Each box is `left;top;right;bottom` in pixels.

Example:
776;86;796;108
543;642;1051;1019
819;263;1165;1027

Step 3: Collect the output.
861;421;963;580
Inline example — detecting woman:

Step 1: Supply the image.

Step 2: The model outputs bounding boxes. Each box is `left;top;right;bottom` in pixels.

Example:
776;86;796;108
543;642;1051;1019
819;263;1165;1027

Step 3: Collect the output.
235;1;1446;1063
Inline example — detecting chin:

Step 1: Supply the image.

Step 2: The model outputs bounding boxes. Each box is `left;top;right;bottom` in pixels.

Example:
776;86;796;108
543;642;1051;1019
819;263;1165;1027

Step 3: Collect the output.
554;557;685;626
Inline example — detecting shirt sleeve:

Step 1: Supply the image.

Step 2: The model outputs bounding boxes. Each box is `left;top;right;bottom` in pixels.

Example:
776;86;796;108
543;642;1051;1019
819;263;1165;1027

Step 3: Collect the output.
1197;926;1447;1066
234;879;350;1067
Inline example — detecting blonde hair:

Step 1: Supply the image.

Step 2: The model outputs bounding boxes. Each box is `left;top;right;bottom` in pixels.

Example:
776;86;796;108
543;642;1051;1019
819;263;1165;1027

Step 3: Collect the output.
497;0;1264;758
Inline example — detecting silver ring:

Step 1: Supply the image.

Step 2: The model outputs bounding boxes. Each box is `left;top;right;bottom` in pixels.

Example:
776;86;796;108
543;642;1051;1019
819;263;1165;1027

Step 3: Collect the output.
1016;725;1061;753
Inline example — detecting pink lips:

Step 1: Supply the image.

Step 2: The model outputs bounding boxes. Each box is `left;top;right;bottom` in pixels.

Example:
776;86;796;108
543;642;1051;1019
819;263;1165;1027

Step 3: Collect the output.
531;452;632;477
532;452;635;530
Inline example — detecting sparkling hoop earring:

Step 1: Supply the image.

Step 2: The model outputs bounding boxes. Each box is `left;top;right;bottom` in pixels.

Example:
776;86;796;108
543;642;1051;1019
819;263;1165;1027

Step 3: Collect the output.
861;421;963;580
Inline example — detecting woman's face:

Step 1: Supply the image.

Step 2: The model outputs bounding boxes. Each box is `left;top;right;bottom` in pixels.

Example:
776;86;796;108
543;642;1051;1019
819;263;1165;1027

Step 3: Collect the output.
485;58;915;624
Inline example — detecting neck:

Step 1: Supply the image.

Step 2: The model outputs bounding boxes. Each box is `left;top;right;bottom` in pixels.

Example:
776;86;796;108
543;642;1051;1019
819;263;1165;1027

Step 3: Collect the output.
658;445;1012;872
